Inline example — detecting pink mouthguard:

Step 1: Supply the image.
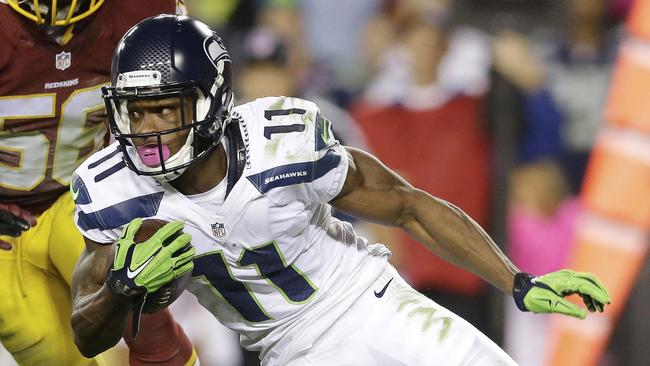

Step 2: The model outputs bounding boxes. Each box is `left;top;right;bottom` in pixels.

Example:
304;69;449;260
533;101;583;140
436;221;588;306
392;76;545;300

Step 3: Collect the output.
137;145;171;167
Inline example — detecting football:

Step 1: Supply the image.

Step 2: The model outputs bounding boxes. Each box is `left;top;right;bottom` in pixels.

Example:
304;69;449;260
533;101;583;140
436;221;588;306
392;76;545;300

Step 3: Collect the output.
133;219;193;314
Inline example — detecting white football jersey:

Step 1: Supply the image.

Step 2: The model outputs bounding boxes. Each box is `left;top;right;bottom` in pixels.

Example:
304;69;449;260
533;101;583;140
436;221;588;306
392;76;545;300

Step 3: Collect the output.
72;96;390;363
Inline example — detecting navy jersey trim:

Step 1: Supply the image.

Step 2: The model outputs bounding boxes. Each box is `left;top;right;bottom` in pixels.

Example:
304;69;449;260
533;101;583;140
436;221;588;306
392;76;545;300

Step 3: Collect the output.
88;146;121;169
246;149;341;193
94;161;127;182
225;119;246;198
77;191;164;231
314;112;332;151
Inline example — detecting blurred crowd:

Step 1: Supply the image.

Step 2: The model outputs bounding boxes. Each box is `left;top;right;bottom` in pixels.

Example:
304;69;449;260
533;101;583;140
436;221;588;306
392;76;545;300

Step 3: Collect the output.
3;0;643;365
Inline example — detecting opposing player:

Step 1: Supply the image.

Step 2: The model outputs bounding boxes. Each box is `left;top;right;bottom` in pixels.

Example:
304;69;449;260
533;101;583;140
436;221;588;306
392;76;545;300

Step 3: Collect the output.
71;15;611;365
0;1;197;365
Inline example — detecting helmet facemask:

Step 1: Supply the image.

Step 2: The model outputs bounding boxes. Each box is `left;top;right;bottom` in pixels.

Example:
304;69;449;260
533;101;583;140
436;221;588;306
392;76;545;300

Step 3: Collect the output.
103;76;233;182
7;0;105;26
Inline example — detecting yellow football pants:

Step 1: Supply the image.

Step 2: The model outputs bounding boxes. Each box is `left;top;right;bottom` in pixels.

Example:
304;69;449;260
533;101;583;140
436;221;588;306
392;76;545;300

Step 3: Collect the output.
0;193;104;366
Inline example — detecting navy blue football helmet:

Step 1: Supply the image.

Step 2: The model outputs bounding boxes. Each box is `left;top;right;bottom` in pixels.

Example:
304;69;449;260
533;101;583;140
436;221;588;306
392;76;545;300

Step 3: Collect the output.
102;14;234;181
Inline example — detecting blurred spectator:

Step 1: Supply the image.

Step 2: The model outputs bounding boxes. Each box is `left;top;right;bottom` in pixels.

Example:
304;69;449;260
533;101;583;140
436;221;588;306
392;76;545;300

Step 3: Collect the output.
352;0;494;334
256;0;312;84
503;160;580;366
362;0;491;107
536;0;622;192
492;30;565;163
300;0;379;90
508;160;577;282
492;1;624;362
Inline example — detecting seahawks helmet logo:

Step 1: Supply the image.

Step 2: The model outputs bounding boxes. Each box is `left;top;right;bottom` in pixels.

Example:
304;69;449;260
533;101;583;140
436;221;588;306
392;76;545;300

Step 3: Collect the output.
204;36;229;64
204;36;230;88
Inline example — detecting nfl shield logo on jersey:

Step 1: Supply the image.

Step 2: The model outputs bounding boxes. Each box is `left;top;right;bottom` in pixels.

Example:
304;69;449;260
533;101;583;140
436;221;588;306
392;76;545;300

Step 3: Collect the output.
55;51;72;70
212;222;226;237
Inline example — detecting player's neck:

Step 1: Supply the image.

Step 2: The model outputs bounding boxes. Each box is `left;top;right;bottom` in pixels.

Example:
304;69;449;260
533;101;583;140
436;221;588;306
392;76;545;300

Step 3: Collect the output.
169;143;227;195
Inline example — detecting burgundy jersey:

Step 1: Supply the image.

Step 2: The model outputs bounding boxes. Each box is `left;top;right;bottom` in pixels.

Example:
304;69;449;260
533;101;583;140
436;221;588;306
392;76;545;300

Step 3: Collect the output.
0;0;177;214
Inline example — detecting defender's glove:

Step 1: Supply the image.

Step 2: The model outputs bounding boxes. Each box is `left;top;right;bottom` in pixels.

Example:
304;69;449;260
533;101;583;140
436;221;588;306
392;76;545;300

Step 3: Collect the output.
512;269;611;319
0;203;36;237
106;218;195;297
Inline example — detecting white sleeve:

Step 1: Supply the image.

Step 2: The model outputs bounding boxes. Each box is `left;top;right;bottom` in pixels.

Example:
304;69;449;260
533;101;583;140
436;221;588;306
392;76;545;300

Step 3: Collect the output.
309;116;349;203
243;97;349;204
71;173;121;244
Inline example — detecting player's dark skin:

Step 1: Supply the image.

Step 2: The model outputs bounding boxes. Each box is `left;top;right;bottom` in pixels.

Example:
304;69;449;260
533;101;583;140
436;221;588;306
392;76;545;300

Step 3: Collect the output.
71;96;519;356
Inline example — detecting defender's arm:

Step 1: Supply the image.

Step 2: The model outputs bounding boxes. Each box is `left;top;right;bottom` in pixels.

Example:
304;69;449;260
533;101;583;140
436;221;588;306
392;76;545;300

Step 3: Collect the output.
331;147;519;293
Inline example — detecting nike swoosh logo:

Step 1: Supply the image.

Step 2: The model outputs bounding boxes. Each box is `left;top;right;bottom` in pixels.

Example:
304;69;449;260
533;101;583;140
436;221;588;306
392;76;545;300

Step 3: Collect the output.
127;254;156;279
374;278;393;298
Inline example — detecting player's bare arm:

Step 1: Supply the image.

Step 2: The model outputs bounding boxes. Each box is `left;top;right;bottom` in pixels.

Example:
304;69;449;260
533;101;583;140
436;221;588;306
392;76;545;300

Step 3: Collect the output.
333;147;610;318
70;237;133;357
331;147;519;294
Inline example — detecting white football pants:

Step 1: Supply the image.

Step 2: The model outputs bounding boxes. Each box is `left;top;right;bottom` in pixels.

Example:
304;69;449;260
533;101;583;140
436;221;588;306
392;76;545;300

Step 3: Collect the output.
284;264;518;366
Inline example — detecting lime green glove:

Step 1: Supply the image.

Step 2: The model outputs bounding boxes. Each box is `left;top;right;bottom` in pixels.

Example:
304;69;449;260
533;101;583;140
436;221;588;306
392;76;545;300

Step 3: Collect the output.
512;269;611;319
106;218;195;297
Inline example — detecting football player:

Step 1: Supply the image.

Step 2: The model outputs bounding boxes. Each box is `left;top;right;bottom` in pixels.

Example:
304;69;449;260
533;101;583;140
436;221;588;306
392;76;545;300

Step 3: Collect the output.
0;1;197;365
71;15;612;365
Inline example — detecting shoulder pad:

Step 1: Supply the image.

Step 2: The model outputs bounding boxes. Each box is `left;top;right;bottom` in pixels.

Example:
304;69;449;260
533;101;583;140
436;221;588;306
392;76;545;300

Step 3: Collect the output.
72;143;163;233
235;96;337;173
236;97;344;195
